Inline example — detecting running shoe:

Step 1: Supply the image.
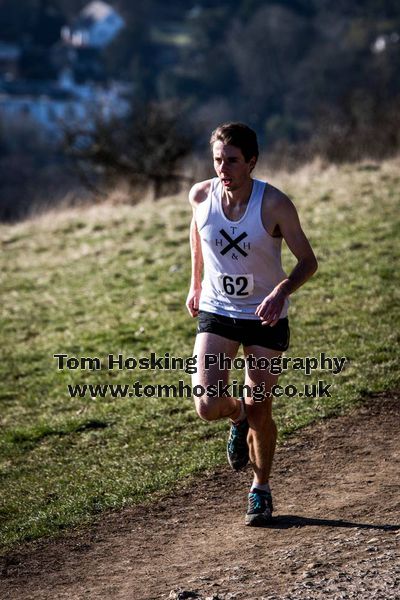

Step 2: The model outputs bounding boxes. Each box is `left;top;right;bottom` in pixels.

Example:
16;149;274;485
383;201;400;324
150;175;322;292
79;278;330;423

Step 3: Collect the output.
245;488;274;526
227;416;249;471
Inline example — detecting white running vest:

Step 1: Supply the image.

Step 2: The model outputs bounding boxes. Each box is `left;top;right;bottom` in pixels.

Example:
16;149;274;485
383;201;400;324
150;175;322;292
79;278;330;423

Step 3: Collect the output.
196;177;289;320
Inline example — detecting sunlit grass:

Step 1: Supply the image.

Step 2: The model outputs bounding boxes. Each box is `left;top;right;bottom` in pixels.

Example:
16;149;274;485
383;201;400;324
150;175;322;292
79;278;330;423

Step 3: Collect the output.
0;157;399;550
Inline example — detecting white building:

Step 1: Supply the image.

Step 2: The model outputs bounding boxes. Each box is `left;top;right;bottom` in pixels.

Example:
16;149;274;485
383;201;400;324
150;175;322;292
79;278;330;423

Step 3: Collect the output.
61;1;125;49
0;3;129;144
0;71;132;144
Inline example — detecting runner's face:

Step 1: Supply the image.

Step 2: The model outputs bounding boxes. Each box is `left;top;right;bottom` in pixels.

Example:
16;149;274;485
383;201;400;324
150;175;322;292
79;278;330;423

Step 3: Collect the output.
212;142;255;191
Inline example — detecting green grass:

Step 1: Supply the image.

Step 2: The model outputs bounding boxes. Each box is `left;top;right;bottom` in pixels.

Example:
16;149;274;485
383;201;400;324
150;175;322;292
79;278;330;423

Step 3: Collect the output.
0;158;399;550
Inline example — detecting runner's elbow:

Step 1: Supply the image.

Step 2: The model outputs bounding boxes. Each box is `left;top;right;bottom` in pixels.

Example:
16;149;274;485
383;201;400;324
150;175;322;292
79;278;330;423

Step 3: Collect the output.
310;254;318;275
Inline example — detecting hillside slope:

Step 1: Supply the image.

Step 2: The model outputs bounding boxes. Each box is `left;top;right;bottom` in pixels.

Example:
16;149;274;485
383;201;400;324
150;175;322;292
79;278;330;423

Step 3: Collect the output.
0;158;399;549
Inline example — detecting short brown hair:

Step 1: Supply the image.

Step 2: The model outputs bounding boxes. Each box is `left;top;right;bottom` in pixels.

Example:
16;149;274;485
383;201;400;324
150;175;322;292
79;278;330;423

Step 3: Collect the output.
210;122;259;163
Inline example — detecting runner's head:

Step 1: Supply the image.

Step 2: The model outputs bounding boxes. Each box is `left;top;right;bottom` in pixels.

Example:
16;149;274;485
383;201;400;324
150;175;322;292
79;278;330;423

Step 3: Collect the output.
210;122;259;167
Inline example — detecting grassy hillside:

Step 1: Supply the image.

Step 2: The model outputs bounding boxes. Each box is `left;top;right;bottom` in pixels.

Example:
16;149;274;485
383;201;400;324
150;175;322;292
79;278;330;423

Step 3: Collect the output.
0;158;399;550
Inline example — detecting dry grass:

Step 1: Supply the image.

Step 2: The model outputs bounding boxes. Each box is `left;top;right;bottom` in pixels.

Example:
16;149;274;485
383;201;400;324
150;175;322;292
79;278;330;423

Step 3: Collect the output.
0;155;399;549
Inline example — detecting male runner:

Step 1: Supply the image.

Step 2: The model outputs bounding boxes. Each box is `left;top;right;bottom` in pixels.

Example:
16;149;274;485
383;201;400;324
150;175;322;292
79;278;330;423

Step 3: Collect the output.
186;122;317;526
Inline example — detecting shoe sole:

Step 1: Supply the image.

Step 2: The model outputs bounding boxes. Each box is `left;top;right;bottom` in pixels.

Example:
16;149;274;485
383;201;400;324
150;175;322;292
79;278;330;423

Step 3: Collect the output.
226;419;250;471
245;512;273;527
226;447;249;471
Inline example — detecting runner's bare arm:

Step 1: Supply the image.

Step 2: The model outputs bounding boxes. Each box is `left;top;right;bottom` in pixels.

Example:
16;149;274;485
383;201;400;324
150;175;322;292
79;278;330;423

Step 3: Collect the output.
186;211;203;317
256;189;318;326
186;181;212;317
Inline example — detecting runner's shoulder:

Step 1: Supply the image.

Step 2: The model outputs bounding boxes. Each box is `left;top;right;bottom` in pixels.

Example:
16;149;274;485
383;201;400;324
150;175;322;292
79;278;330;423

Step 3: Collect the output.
189;179;213;208
263;183;297;216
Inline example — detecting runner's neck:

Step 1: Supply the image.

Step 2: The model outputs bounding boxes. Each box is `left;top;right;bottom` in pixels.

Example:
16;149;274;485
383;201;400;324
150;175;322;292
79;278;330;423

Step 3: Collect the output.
222;178;254;208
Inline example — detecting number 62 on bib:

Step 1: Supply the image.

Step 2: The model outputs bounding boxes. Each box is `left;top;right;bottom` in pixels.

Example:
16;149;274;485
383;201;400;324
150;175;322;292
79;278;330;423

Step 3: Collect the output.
217;273;254;298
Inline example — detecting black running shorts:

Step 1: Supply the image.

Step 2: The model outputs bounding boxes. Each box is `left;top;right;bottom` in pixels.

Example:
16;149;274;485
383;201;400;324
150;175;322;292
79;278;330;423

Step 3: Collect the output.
197;310;290;352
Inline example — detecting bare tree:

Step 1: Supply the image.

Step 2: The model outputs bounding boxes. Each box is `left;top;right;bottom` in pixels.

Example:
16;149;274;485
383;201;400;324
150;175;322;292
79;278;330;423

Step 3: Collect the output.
63;101;193;201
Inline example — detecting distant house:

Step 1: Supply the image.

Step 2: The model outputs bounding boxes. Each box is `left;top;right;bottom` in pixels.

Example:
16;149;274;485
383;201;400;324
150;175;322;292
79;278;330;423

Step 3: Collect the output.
61;1;125;49
0;72;132;143
0;3;130;143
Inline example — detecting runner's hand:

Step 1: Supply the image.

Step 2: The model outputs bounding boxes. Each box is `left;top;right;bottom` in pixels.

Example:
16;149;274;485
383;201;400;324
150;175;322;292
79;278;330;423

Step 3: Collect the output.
186;286;202;317
255;287;287;326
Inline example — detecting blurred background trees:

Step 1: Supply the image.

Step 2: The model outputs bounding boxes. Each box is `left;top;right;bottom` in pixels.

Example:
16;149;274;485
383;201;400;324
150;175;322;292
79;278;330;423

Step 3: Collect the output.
0;0;399;219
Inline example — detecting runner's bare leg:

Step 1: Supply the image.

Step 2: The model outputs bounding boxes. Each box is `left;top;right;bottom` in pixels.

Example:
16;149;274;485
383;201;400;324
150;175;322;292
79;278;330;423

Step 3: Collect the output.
243;345;281;486
192;332;241;421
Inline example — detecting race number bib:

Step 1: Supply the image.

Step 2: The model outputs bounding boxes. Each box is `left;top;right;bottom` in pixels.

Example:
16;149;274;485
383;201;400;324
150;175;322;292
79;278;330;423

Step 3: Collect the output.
217;273;254;298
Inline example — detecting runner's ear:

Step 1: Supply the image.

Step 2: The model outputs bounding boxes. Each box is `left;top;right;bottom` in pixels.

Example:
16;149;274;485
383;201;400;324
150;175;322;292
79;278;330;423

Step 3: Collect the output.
249;157;256;172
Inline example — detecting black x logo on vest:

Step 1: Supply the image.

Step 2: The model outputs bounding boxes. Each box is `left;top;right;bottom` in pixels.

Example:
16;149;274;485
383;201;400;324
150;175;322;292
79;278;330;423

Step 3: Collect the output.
219;229;249;257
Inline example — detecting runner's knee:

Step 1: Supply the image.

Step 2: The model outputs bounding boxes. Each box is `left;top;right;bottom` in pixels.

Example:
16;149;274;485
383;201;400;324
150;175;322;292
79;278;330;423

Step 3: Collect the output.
195;396;224;421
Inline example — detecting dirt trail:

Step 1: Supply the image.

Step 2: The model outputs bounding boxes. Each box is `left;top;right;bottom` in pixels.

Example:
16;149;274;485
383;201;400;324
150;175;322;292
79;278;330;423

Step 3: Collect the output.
1;392;399;600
